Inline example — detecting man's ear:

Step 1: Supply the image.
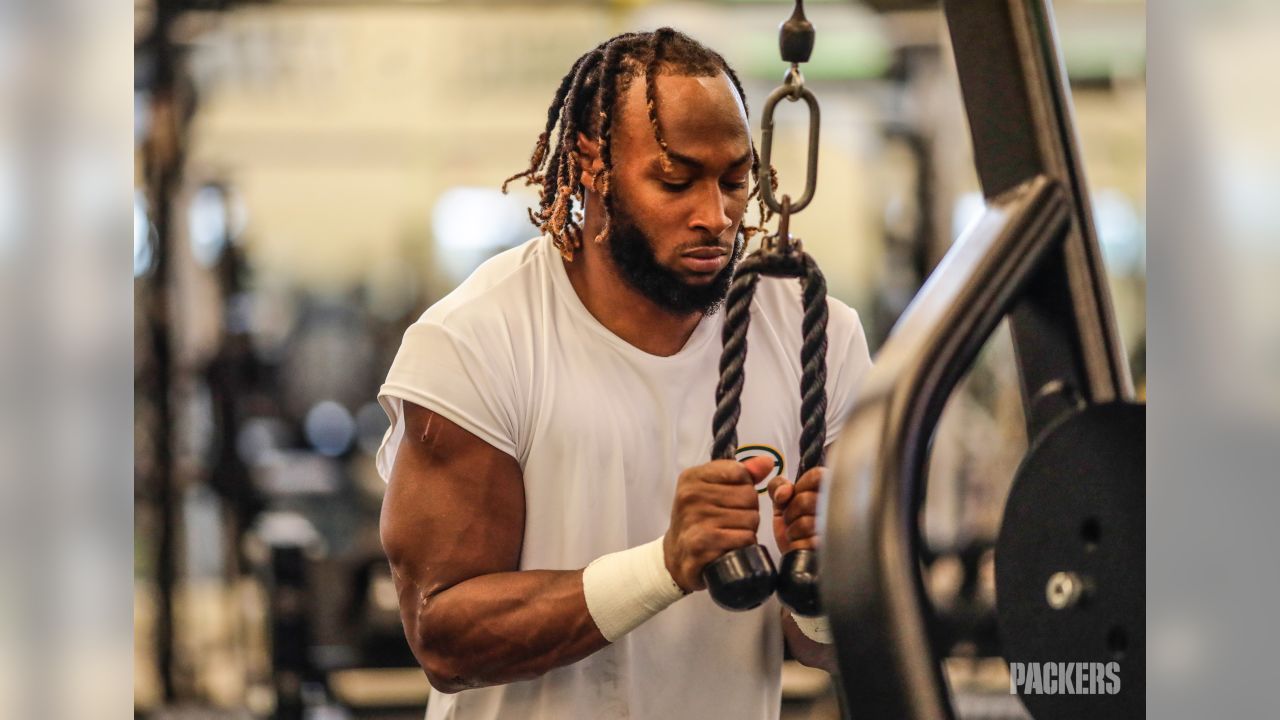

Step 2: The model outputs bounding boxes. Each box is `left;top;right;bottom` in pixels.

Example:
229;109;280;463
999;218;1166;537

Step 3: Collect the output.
576;132;604;191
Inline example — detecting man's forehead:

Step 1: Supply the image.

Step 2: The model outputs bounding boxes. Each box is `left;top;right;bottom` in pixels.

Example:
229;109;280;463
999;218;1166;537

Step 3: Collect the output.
616;71;750;157
627;72;747;120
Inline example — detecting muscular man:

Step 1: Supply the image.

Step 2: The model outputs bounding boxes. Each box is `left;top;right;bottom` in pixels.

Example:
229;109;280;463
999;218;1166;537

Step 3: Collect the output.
376;28;871;720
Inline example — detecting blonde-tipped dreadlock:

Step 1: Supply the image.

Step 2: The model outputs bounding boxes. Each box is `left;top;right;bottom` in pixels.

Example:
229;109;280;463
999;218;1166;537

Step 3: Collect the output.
502;28;771;261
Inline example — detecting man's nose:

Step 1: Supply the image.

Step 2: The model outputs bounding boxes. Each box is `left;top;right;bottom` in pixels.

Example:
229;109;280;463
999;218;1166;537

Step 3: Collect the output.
689;183;733;239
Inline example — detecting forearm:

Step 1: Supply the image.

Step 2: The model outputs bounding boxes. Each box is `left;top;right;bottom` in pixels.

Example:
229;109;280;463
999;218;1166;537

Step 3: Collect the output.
401;569;607;693
782;610;838;673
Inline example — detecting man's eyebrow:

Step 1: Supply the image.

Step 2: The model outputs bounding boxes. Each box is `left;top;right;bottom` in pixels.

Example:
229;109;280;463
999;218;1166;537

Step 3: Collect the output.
657;148;754;172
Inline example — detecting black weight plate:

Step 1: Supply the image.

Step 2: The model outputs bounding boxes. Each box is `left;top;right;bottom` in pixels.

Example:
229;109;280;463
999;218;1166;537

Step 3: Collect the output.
996;402;1144;719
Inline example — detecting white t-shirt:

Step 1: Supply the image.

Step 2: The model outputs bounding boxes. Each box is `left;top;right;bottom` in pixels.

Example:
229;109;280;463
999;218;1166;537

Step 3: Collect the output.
377;236;872;720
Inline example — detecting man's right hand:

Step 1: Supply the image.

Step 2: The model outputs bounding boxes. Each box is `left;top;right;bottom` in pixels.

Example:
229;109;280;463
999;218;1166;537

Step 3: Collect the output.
663;456;776;593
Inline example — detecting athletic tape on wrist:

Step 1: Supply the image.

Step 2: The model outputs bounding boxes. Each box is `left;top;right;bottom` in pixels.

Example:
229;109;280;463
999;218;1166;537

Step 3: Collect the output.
582;536;686;642
792;613;833;644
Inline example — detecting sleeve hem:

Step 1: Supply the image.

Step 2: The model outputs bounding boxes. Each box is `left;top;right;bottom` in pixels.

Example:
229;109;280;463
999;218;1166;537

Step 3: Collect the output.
378;383;520;461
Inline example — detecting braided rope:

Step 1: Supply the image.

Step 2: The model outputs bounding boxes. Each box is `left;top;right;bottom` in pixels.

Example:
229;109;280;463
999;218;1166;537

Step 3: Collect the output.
797;254;828;476
713;247;829;477
712;255;763;461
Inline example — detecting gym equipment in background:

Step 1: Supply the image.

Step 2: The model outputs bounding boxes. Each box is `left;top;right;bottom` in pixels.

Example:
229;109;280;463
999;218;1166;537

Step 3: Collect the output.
822;1;1144;718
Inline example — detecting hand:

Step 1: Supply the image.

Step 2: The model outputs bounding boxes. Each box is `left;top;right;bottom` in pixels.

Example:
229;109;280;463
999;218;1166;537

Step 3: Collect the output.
663;456;775;593
766;467;824;555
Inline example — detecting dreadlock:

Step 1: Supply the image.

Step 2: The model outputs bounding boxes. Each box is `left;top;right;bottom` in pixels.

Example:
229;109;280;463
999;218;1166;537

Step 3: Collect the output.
502;28;774;261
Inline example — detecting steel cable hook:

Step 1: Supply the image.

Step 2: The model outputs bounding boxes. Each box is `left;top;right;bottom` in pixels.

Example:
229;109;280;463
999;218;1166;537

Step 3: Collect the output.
759;0;821;218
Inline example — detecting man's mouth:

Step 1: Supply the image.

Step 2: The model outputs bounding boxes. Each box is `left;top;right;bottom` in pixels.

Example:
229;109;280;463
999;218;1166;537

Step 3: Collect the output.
680;246;729;273
683;246;727;259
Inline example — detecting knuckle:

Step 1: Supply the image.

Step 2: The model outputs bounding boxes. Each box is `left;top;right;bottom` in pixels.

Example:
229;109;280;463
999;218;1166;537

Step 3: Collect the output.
711;529;742;551
712;486;744;509
801;468;826;490
704;529;725;551
724;509;754;531
695;525;721;554
674;483;689;501
786;496;817;523
676;485;701;507
684;525;706;551
703;460;729;477
719;461;749;484
787;517;817;540
675;481;706;504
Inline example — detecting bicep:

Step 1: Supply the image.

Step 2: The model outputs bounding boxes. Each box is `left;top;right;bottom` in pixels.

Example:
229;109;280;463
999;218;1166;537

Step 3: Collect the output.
380;400;526;598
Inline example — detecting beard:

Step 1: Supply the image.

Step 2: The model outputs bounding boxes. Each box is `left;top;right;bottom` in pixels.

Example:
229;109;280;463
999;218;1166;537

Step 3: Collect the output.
606;205;745;316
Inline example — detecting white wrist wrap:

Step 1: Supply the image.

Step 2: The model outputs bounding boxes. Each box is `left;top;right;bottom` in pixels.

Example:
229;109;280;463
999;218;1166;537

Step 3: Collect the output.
792;613;834;644
582;536;685;642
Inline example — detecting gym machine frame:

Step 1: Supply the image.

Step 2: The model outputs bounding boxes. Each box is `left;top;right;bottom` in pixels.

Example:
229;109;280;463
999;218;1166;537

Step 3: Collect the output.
822;0;1143;718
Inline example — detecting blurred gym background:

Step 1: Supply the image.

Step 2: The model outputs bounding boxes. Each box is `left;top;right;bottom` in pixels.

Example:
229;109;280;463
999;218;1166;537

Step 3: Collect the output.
132;0;1145;717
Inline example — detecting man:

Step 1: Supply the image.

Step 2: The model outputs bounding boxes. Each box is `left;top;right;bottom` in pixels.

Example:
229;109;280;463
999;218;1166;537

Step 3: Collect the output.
376;28;872;720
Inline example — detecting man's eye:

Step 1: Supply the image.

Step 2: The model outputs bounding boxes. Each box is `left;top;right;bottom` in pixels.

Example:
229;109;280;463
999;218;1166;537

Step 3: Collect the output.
721;179;749;191
660;180;692;192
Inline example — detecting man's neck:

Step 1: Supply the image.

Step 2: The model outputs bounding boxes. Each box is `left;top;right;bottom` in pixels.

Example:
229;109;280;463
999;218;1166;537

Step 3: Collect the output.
562;243;703;358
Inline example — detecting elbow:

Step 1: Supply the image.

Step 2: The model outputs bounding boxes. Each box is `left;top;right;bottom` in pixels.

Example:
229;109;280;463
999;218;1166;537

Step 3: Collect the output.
419;649;510;694
408;630;476;694
421;658;469;695
396;590;484;693
404;597;552;693
411;633;485;694
411;632;546;694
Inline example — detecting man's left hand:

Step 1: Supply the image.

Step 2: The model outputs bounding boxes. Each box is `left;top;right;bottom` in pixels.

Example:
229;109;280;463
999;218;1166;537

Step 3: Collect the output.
766;467;824;554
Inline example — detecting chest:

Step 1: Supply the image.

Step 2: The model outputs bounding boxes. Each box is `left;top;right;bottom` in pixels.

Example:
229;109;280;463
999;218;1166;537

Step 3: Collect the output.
526;332;807;492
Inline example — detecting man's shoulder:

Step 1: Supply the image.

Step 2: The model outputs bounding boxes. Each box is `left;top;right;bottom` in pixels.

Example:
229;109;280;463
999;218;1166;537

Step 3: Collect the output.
749;277;873;402
417;236;549;335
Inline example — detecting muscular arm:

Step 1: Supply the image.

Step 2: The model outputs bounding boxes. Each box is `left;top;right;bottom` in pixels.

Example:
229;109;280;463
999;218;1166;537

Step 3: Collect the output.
379;401;609;693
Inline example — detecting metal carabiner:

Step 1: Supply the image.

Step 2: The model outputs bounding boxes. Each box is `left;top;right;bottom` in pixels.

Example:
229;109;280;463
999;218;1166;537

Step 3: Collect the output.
759;68;821;216
763;195;801;256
